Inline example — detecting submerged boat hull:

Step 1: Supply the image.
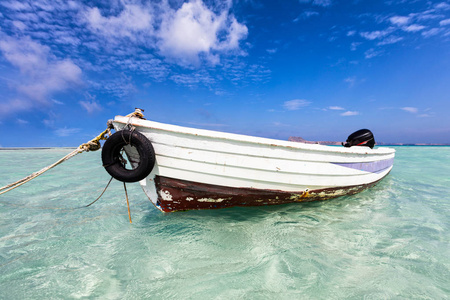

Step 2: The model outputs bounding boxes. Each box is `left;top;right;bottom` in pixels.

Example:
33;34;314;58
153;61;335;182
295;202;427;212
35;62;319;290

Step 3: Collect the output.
113;116;395;212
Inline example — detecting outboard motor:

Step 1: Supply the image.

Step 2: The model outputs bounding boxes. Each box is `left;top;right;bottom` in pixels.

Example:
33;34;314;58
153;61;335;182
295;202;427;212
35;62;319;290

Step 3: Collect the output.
342;129;375;149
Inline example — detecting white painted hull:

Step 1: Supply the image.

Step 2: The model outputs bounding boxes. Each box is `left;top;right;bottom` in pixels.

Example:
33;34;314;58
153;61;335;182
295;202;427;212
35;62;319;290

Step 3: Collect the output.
113;115;395;212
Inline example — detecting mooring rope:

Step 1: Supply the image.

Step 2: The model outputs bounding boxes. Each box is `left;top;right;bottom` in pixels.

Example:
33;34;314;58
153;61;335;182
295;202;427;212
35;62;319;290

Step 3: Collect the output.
0;127;111;196
0;175;115;210
123;182;132;223
81;176;114;208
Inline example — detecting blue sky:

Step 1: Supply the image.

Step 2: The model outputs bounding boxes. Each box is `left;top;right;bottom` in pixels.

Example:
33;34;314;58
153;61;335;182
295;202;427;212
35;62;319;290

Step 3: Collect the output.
0;0;449;147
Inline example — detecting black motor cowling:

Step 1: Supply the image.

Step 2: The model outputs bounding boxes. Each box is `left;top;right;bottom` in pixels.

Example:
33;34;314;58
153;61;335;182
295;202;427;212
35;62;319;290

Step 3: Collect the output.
342;129;375;149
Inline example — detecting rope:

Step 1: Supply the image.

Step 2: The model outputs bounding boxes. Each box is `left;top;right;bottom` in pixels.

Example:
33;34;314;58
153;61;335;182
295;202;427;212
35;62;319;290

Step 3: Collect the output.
125;108;145;120
0;127;112;196
121;110;139;144
124;182;132;223
1;109;147;222
81;176;114;208
0;176;114;211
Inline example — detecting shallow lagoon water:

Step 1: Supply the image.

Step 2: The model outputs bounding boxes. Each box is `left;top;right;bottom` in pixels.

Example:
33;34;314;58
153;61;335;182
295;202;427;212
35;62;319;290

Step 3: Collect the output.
0;147;449;299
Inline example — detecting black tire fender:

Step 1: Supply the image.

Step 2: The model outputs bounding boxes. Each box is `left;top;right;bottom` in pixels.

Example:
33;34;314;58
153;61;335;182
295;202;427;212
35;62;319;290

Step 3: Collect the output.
101;130;155;182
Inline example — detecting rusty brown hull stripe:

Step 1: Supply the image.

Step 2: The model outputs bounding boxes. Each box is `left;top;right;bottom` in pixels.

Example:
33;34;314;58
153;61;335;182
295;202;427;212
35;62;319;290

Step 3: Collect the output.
154;175;384;212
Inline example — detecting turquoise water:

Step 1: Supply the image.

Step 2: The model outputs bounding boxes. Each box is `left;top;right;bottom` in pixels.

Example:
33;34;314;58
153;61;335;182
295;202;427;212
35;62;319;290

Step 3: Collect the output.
0;147;449;299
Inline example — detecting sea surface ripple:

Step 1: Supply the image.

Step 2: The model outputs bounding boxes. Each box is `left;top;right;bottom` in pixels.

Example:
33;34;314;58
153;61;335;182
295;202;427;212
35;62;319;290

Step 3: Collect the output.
0;147;449;299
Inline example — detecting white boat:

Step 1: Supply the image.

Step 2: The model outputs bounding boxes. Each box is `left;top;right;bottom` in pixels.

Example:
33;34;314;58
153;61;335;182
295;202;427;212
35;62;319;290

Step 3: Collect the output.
102;111;395;212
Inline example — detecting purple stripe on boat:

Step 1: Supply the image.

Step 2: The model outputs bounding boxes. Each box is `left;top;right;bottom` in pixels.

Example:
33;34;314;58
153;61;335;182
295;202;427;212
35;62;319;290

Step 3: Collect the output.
333;158;394;173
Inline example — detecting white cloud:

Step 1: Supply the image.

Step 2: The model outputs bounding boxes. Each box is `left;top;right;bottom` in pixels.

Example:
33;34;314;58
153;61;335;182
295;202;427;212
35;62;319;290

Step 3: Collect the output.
422;28;442;37
0;0;250;93
221;59;271;84
440;19;450;26
85;4;154;41
21;60;81;101
435;2;450;10
303;10;319;18
0;35;82;104
1;1;32;11
341;111;359;116
81;1;248;67
170;71;215;88
350;42;361;51
402;24;426;32
328;106;345;110
52;99;64;105
0;35;50;74
0;99;33;117
54;127;81;137
79;100;102;114
312;0;332;7
390;16;410;26
353;4;450;52
273;122;291;127
283;99;311;110
12;20;27;30
401;107;418;113
344;76;356;87
89;74;138;98
377;36;403;45
42;118;54;128
360;28;394;40
158;0;248;66
364;48;383;59
0;34;81;118
294;10;319;21
112;56;168;82
79;92;100;112
16;118;29;124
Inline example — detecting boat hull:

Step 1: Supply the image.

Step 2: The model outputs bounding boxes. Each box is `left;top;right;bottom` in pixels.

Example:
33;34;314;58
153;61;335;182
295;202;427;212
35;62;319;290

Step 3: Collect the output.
113;116;395;212
153;175;385;212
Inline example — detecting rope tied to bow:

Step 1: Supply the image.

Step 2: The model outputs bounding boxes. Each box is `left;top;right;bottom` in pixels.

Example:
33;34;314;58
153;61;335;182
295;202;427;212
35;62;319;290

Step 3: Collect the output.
0;127;112;196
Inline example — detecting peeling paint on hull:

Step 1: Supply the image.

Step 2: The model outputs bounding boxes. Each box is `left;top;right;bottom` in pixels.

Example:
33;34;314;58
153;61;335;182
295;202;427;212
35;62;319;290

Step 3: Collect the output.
154;175;385;212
